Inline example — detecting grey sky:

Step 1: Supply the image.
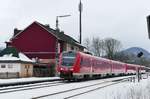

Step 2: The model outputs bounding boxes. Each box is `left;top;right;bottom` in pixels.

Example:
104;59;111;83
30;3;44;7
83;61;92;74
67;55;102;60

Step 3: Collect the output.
0;0;150;51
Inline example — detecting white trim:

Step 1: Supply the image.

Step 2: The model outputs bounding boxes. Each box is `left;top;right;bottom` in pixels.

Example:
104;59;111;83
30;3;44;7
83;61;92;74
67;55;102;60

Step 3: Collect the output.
23;52;58;54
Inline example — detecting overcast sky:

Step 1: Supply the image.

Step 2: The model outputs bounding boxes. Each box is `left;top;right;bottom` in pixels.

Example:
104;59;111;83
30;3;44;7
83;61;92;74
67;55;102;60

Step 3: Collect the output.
0;0;150;51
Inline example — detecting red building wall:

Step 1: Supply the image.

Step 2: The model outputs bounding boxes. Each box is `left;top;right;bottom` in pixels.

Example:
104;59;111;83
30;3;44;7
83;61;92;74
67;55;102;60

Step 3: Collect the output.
9;22;57;59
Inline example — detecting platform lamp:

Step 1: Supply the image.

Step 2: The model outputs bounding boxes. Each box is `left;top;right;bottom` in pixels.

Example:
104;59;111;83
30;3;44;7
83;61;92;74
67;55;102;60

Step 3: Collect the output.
55;14;71;76
56;15;71;31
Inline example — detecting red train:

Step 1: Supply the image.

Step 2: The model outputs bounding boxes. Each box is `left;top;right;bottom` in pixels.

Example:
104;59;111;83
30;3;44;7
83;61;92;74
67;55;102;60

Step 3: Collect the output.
57;51;147;80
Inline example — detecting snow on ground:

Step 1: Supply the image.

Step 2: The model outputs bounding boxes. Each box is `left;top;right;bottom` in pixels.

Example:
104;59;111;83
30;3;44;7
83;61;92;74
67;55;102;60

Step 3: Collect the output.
0;76;149;99
0;77;60;84
73;77;150;99
0;78;109;99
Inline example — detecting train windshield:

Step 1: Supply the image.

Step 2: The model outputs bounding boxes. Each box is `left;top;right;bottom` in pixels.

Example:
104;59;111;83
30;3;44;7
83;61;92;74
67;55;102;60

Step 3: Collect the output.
62;51;76;67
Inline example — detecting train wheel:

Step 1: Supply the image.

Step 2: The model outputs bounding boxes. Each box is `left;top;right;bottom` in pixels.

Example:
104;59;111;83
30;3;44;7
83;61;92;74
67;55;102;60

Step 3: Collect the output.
84;75;90;80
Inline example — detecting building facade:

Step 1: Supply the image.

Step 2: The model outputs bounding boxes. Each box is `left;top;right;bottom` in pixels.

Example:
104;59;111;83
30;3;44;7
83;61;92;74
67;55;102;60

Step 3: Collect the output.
5;21;85;76
6;21;84;63
0;47;33;78
0;62;33;78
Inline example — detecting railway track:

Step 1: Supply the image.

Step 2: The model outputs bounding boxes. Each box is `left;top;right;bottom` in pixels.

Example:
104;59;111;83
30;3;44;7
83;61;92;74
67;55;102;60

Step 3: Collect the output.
64;79;126;99
0;80;66;94
32;77;131;99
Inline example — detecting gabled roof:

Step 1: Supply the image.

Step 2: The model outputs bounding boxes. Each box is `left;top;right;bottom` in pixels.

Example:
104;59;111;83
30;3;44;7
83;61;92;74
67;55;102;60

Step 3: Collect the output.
11;21;85;48
0;47;34;63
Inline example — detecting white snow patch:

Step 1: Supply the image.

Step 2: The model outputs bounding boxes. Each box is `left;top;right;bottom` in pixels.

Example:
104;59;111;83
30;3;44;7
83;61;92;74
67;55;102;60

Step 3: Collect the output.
0;54;19;61
0;76;149;99
18;53;34;62
0;77;60;84
73;77;150;99
0;52;34;62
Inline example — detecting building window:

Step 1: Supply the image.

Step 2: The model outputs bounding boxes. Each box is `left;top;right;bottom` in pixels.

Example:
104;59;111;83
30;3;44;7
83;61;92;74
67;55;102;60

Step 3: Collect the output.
71;46;74;50
25;65;30;69
76;48;78;50
8;64;13;68
1;65;6;68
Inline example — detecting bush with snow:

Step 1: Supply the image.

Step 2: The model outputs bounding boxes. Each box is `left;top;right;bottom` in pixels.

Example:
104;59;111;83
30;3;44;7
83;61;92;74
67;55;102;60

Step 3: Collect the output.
112;78;150;99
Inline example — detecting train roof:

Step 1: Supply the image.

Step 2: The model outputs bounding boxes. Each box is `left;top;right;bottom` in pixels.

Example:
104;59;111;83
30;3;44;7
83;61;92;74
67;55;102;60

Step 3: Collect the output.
62;51;148;68
110;60;125;64
78;51;111;62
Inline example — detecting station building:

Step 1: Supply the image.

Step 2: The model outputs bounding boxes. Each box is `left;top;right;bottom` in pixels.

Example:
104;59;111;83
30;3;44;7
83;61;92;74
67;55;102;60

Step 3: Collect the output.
5;21;85;77
0;47;34;78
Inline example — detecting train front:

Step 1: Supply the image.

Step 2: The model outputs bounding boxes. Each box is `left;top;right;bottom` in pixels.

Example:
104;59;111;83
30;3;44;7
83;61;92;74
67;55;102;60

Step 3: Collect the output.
57;51;78;80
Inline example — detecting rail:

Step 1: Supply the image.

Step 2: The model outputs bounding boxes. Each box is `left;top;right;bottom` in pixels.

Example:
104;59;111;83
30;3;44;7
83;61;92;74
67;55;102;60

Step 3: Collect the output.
32;77;132;99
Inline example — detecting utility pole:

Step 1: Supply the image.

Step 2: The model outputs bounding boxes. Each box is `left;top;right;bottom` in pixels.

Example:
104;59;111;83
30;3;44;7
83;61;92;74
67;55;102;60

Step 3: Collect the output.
79;0;83;44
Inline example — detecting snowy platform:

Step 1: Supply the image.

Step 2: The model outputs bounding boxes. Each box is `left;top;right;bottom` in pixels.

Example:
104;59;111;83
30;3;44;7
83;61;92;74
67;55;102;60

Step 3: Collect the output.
0;76;149;99
0;77;60;87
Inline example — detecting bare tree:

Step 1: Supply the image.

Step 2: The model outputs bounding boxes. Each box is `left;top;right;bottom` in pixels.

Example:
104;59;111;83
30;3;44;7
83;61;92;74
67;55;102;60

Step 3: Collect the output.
83;38;91;51
83;37;122;58
103;38;122;59
113;52;131;62
91;37;104;57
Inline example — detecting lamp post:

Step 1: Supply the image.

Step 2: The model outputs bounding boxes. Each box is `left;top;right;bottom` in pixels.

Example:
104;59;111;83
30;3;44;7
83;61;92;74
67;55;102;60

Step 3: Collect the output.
55;14;71;76
56;15;71;30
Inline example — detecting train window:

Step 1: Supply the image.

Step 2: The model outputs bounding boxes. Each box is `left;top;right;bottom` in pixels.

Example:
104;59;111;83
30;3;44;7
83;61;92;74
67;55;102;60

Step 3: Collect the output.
62;52;76;67
113;62;123;69
71;46;74;50
80;57;91;67
62;57;75;66
80;57;83;65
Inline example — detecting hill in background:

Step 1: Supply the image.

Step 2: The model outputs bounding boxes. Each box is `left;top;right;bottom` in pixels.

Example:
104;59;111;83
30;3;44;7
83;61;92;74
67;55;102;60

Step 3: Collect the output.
115;47;150;67
122;47;150;59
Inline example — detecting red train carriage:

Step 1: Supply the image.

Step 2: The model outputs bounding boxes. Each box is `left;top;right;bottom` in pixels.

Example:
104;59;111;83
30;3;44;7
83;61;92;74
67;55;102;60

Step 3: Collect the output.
80;54;112;78
126;64;138;74
57;51;112;80
111;60;126;75
57;51;147;80
57;51;79;79
139;65;146;73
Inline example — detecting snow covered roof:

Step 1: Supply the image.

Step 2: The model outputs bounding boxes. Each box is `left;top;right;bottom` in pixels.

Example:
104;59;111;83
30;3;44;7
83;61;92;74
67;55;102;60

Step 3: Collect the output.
0;52;34;63
0;47;34;63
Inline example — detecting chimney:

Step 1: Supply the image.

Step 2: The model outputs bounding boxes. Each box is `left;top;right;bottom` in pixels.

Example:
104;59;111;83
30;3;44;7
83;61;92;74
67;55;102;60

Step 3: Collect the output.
5;41;12;47
60;31;64;34
45;24;50;28
14;28;21;36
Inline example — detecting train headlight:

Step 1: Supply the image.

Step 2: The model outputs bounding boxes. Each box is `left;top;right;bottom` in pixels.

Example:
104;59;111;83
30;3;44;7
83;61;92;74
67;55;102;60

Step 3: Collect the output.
70;68;74;71
60;68;64;70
